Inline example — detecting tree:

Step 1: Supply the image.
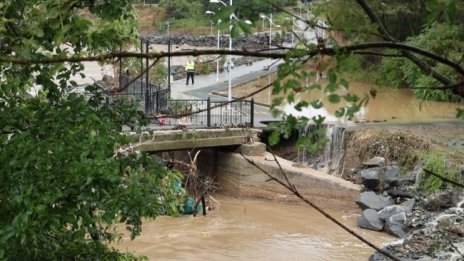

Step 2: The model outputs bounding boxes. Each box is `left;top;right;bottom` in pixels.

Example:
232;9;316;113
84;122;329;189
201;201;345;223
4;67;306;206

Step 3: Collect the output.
0;1;183;259
315;0;464;101
1;0;464;258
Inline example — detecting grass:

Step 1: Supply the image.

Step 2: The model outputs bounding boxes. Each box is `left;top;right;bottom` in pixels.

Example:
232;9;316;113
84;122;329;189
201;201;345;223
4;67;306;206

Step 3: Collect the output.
419;152;462;193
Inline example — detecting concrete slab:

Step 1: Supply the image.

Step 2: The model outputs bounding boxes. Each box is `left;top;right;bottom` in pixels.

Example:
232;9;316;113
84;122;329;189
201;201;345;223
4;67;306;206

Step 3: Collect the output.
217;151;362;210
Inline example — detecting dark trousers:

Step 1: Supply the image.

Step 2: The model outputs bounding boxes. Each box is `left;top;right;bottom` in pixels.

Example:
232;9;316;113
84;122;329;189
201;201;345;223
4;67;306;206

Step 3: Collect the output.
186;71;194;85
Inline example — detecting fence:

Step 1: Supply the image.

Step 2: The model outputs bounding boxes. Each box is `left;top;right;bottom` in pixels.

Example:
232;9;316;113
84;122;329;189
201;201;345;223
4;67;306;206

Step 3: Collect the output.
158;98;254;128
111;74;169;115
113;75;254;128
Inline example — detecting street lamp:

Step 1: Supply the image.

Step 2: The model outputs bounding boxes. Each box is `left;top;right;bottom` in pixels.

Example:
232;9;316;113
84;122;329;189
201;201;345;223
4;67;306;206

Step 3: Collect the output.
165;21;172;97
260;13;280;67
206;10;221;82
209;20;214;36
210;0;233;108
210;0;251;108
285;17;295;47
261;16;265;33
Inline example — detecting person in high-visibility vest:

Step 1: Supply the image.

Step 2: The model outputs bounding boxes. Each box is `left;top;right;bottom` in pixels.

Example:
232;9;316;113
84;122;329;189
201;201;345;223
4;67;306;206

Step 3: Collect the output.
185;59;195;85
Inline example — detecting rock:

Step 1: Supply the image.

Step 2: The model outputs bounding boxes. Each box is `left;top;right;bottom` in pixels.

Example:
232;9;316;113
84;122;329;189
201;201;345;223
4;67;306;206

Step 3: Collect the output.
239;142;266;156
356;191;395;211
435;214;455;230
385;212;407;238
358;209;384;231
386;166;400;176
424;190;454;211
360;167;383;190
399;198;416;212
378;205;407;220
363;157;386;168
387;191;414;199
383;166;400;187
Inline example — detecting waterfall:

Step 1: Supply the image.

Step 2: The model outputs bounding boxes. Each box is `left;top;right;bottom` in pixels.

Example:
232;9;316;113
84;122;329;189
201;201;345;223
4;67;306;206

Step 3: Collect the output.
298;124;348;175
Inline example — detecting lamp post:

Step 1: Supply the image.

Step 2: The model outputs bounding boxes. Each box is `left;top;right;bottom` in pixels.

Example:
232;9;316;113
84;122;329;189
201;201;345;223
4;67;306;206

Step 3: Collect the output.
165;21;172;97
260;13;280;68
206;11;221;82
261;16;265;32
285;17;295;47
210;0;233;108
210;0;251;108
209;20;214;36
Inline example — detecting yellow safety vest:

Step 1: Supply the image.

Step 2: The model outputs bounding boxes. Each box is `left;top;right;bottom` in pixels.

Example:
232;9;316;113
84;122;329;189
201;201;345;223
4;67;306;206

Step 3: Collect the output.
186;61;195;71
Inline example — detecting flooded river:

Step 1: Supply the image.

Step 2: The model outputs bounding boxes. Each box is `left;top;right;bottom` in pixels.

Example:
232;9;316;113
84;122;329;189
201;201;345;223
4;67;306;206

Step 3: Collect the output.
115;195;393;260
283;82;462;123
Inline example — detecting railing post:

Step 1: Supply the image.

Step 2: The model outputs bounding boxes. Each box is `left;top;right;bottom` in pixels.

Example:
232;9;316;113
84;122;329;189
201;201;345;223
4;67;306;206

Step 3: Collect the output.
156;86;160;114
250;98;254;127
168;38;171;99
207;97;211;128
140;38;144;98
146;42;150;114
118;45;122;90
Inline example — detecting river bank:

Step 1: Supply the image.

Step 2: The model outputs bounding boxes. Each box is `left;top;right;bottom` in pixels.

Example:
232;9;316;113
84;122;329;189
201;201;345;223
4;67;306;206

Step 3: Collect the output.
265;122;464;260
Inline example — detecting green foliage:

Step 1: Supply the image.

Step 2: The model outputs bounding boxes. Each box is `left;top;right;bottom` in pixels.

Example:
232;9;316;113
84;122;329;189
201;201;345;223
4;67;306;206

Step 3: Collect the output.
419;153;461;193
0;88;184;259
377;23;464;102
196;62;214;75
123;57;168;85
0;1;182;259
160;0;198;20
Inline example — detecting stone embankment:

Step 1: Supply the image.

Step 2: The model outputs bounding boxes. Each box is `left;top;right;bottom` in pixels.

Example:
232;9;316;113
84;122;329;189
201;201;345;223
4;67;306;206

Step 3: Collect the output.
143;32;293;49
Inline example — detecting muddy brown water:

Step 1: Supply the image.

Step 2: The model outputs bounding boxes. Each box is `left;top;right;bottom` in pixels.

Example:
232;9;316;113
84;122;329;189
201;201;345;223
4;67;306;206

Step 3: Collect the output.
115;195;394;260
282;81;462;123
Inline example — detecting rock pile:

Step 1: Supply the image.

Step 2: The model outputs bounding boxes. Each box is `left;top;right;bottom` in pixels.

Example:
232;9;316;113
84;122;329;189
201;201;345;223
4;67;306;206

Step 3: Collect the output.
354;157;464;260
369;190;464;260
143;32;293;49
355;156;418;238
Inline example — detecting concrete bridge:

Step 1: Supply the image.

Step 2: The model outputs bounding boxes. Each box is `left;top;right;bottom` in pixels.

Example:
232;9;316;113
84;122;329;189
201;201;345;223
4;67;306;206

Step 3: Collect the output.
130;128;260;152
128;127;361;210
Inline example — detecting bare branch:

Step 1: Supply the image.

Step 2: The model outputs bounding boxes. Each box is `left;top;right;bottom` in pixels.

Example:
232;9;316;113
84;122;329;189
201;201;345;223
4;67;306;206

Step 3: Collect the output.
2;42;463;76
410;81;464;90
355;0;454;86
423;169;464;188
353;51;405;58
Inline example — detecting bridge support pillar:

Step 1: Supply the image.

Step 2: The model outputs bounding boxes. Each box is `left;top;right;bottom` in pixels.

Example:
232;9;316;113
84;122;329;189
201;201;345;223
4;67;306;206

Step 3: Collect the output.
239;142;266;156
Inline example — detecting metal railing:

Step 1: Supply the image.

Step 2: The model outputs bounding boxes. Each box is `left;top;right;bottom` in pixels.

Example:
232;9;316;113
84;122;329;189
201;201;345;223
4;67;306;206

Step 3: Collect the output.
158;98;254;128
113;75;254;128
112;74;169;115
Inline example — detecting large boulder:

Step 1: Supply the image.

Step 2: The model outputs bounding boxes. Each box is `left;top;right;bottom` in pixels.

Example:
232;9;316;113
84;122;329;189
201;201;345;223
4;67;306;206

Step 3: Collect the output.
356;191;395;211
385;212;407;238
358;209;384;231
363;157;386;168
378;205;407;221
360;167;383;190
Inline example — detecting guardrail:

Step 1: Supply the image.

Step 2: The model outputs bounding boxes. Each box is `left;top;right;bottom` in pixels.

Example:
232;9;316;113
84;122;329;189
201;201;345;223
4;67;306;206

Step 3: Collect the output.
157;98;254;128
113;75;254;128
114;74;169;115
